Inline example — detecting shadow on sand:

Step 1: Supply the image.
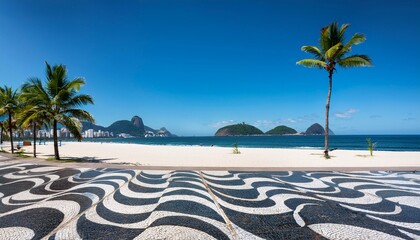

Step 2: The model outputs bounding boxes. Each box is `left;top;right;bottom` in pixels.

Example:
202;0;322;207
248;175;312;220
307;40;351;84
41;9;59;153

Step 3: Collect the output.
43;155;117;163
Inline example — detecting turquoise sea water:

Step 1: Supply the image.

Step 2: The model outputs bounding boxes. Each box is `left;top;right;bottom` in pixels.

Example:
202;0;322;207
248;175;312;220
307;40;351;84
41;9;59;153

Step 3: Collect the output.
81;135;420;151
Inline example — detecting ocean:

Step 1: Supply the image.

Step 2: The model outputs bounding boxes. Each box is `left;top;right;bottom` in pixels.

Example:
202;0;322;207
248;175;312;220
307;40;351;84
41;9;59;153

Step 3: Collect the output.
82;135;420;151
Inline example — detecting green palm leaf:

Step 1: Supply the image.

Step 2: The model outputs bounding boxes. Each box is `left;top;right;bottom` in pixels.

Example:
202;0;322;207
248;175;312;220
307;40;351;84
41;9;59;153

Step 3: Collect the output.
329;22;341;46
59;115;83;141
339;23;350;41
62;94;94;108
337;55;372;67
325;42;343;61
346;33;366;46
301;46;324;60
64;109;94;122
65;77;85;91
337;33;366;58
319;26;330;53
296;59;326;69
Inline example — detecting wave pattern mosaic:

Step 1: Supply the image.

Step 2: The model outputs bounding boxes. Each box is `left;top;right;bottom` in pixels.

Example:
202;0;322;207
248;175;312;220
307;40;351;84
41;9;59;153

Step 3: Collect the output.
0;161;419;239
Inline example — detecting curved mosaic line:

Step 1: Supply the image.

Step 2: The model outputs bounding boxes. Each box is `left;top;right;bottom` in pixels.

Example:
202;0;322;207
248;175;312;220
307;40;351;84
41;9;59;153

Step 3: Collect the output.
0;163;419;239
202;170;420;239
54;170;234;239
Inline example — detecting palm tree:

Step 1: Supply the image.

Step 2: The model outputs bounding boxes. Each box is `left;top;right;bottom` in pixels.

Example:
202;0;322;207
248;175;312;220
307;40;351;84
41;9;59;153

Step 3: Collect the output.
0;120;4;144
17;103;49;158
20;84;51;158
0;86;20;153
297;22;372;158
22;62;94;160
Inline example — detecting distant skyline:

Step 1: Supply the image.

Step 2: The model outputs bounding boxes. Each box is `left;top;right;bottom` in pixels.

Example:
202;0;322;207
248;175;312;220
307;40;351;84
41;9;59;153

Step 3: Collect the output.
1;0;419;136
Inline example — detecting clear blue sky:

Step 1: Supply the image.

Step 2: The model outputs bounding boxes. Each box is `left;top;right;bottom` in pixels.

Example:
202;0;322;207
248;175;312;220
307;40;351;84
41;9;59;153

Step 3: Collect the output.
1;0;419;136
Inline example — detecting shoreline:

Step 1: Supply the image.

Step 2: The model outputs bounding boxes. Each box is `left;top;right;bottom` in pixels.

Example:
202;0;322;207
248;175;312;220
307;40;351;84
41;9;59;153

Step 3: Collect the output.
2;141;418;170
11;134;420;152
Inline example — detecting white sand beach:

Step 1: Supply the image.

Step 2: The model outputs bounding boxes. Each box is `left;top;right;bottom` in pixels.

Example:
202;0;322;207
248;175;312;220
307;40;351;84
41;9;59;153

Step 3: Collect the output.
12;141;420;169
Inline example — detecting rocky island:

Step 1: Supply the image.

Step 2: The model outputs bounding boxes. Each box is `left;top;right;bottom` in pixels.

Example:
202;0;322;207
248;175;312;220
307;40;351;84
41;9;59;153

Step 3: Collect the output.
305;123;335;135
215;123;264;136
265;125;298;135
215;122;333;136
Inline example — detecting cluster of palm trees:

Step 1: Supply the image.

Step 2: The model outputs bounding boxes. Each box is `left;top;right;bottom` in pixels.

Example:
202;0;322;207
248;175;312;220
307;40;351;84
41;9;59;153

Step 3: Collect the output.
0;62;94;160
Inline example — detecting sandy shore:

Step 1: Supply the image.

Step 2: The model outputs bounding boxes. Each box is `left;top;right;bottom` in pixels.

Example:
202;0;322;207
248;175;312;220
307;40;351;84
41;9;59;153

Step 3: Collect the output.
6;141;419;169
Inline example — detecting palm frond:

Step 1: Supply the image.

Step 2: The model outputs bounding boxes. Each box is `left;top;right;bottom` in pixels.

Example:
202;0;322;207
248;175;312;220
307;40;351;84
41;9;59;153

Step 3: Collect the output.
337;33;366;59
63;94;94;108
21;78;51;107
65;78;85;92
301;46;324;60
319;25;330;53
337;55;372;68
347;33;366;46
54;79;84;104
45;61;53;77
329;22;341;46
296;59;326;69
63;109;95;123
325;42;343;61
18;105;51;129
17;107;38;128
47;73;58;97
22;78;41;91
339;23;350;41
59;115;83;141
0;86;20;113
46;63;68;98
54;65;68;90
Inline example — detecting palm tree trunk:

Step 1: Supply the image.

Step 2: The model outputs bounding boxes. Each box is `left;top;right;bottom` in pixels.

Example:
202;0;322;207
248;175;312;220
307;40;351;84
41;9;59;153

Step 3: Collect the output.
324;71;333;158
0;126;3;144
53;119;60;160
8;111;14;154
33;123;37;158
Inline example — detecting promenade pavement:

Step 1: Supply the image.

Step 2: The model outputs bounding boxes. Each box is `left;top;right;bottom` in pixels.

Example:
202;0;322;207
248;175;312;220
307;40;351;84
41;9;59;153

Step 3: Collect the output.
0;156;419;239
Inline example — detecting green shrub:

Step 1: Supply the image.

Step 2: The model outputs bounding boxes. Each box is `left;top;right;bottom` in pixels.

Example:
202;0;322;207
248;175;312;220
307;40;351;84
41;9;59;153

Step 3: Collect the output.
366;138;377;156
232;143;241;154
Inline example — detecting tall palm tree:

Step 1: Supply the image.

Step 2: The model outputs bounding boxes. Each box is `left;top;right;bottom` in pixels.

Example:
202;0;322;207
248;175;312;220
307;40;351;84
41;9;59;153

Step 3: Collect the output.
297;22;372;158
0;86;20;154
22;62;94;160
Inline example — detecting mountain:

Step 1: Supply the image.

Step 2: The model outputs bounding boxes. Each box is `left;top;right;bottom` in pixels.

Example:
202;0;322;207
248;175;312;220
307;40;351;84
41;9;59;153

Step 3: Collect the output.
107;120;145;136
81;122;106;132
81;115;175;137
158;127;176;136
215;123;264;136
144;126;155;132
305;123;335;135
266;125;297;135
131;116;145;130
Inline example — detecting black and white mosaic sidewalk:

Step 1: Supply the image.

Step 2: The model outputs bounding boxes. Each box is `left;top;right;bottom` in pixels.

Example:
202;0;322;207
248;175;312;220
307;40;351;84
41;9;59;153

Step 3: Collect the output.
0;160;419;239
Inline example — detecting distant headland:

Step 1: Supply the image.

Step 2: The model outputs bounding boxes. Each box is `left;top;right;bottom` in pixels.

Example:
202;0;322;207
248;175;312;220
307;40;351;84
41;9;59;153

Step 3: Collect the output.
82;115;176;138
214;123;334;136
